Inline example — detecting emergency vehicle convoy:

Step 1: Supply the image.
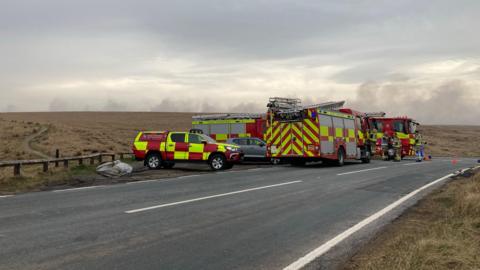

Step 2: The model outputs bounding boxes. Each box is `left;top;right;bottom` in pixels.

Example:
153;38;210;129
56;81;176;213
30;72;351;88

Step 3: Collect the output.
192;113;266;142
132;131;243;170
264;97;372;166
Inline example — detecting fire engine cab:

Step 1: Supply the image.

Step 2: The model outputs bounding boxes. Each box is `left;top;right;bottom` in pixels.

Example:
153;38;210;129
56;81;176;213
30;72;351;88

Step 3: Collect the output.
368;117;419;158
265;97;371;166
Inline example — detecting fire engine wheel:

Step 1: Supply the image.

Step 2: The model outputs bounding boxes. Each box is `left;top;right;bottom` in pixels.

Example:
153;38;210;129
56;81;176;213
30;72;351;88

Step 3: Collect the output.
337;149;345;166
209;154;227;171
146;153;162;169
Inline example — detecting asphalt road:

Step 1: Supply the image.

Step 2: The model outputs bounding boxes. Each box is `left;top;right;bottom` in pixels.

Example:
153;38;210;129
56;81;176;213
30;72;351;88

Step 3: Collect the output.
0;158;478;270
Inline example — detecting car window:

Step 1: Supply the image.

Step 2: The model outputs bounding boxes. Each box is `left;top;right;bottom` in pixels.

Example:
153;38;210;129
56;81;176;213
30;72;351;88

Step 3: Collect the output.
235;139;247;145
188;133;203;144
170;133;186;143
249;139;263;145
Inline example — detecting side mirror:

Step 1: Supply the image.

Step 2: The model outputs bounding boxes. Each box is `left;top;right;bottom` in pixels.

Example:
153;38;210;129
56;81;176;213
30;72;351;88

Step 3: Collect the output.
201;140;208;144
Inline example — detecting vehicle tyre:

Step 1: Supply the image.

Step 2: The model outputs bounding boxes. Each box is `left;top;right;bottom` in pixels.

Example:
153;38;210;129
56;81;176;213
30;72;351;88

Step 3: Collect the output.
337;148;345;166
146;153;162;170
162;161;175;169
361;150;371;163
209;154;227;171
270;158;281;165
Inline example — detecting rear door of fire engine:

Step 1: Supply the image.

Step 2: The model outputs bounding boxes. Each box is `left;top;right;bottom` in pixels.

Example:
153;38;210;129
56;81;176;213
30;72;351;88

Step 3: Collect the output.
279;121;303;156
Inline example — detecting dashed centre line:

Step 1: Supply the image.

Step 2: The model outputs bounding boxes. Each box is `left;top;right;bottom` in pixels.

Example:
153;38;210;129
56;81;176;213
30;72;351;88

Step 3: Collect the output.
336;166;387;176
52;186;105;192
0;195;14;198
125;180;302;214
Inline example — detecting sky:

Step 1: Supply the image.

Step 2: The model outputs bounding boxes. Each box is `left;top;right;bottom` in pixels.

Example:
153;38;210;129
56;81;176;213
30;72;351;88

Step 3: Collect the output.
1;0;479;124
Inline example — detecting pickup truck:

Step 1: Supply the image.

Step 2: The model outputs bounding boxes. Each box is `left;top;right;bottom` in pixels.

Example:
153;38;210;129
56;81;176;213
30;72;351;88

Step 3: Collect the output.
132;131;243;170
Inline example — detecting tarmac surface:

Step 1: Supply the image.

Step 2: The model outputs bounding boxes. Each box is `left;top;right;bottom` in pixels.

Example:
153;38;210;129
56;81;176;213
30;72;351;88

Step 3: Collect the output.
0;158;477;270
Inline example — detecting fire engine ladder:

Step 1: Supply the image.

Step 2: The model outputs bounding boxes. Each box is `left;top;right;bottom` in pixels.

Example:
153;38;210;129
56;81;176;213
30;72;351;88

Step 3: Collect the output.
267;97;302;111
192;113;265;120
364;112;386;117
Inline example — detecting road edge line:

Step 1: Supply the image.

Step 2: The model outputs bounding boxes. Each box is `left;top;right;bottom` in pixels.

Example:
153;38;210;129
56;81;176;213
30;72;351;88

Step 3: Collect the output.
283;170;467;270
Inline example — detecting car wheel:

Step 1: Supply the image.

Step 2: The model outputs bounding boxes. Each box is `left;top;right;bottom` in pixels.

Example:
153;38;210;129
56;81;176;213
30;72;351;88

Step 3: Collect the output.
337;148;345;166
209;154;227;171
146;153;162;169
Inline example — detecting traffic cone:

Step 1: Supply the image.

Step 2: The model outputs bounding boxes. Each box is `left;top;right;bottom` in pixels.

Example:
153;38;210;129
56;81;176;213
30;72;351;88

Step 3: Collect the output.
452;157;458;165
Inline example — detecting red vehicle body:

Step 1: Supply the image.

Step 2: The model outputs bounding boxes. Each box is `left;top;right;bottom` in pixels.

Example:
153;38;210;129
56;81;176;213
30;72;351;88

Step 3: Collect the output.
132;131;243;170
368;117;418;157
192;114;266;142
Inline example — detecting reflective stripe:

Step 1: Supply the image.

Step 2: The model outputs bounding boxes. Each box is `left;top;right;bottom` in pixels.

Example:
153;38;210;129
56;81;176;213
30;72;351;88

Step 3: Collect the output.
335;128;343;138
318;110;354;119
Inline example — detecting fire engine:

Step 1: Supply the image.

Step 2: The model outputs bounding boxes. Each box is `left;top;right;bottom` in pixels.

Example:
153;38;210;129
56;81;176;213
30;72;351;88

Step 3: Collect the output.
367;116;419;158
192;113;267;142
265;97;371;166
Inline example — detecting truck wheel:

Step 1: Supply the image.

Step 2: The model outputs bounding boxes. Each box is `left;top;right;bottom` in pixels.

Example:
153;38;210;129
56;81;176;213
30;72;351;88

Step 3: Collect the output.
209;154;226;171
337;149;345;166
361;150;371;163
146;153;162;169
270;158;281;165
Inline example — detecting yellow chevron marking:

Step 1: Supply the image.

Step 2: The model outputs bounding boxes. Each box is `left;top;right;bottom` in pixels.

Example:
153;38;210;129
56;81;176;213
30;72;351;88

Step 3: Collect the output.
282;144;292;155
292;143;302;155
304;119;319;133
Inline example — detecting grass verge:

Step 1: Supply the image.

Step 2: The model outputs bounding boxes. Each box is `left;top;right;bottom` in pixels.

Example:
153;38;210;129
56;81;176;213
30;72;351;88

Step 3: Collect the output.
343;168;480;270
0;164;98;194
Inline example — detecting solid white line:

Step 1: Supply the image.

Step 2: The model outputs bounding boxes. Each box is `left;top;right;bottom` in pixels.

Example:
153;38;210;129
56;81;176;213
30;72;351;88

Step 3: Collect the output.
336;166;387;176
176;174;201;179
125;180;302;214
126;179;161;185
283;172;456;270
403;162;428;166
52;186;105;192
0;195;13;198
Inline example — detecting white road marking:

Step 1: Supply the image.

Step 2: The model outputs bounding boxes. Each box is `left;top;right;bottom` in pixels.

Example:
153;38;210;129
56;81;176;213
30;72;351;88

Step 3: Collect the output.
0;195;13;198
403;162;427;166
52;186;105;192
126;179;161;185
176;175;201;179
283;172;457;270
336;166;387;176
125;180;302;214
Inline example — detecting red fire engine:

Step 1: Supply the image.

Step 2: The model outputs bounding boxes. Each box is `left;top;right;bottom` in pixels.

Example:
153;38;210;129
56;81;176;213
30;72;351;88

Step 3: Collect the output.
264;97;371;166
368;116;419;157
192;113;266;142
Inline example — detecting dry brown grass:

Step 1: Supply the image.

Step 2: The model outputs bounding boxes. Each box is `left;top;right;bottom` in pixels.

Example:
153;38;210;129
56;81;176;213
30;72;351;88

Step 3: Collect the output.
344;170;480;270
420;125;480;157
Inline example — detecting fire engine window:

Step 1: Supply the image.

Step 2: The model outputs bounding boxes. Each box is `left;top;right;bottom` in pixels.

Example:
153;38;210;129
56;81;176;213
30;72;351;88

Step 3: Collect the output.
211;124;228;134
170;133;186;143
193;124;209;135
393;121;406;133
373;121;383;132
188;134;203;144
230;123;246;134
355;117;362;129
410;122;417;133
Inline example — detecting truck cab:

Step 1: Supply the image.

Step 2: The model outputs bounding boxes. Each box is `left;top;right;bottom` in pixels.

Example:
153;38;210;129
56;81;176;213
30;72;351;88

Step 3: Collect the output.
132;131;243;171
